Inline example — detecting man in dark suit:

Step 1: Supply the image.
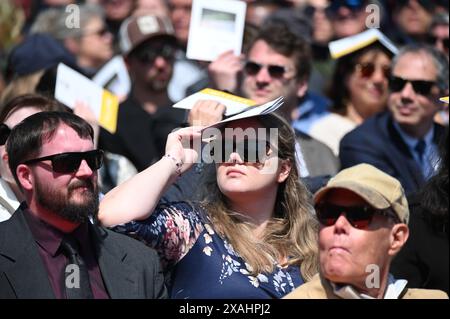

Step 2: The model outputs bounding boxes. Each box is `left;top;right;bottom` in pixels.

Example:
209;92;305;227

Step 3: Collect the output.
340;44;448;194
0;111;167;299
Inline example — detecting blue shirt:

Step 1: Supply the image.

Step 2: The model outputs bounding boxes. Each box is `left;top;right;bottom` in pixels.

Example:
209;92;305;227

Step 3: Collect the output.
393;122;439;179
115;202;304;299
292;92;331;135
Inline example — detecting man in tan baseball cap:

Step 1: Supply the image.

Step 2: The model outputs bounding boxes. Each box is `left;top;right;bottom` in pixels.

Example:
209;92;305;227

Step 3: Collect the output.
285;164;448;299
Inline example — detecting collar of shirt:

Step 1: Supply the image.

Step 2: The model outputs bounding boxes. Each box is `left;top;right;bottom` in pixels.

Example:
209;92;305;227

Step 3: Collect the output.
393;121;434;157
330;274;408;299
23;208;88;257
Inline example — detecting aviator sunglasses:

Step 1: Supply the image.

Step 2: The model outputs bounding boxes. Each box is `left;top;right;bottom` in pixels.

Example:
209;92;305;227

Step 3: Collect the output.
244;61;293;79
22;150;104;174
209;138;272;163
356;62;391;79
315;202;400;229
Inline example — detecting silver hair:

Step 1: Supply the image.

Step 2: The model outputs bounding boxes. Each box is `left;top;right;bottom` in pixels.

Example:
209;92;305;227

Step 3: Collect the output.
392;44;449;92
31;4;105;41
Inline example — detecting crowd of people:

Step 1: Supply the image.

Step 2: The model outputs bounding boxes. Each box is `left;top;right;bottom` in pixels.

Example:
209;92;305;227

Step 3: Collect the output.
0;0;448;299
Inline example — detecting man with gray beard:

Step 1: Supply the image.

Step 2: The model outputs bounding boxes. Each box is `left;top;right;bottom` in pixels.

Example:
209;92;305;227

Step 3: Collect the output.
99;14;187;172
0;111;167;299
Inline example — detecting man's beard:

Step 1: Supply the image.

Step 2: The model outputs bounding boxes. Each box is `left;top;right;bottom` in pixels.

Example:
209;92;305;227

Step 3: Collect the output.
35;178;99;224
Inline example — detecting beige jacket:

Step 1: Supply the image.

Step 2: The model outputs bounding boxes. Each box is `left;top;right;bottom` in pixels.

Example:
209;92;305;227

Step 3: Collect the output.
284;274;448;299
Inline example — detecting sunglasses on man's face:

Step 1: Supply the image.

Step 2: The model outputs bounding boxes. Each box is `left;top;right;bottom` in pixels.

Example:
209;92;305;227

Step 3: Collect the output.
0;124;11;146
315;203;400;229
22;150;104;174
389;76;437;96
135;44;177;64
209;139;272;163
426;35;450;50
244;61;292;79
355;62;391;79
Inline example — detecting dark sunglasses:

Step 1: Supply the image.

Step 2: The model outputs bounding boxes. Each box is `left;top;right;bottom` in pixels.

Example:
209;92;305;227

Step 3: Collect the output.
0;124;11;146
315;203;400;229
304;5;327;16
135;44;177;64
426;35;450;50
22;150;104;174
356;62;391;79
209;139;272;163
326;0;366;15
389;76;437;96
244;61;292;79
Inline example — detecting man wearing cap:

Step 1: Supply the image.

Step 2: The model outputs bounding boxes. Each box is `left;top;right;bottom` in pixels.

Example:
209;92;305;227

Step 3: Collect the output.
284;163;448;299
99;14;187;172
340;44;448;194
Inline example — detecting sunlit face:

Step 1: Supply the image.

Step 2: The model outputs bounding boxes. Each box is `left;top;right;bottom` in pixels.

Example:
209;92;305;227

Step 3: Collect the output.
388;52;441;130
318;189;393;289
216;118;289;205
0;107;41;183
78;17;113;69
242;40;299;105
26;124;99;223
346;50;391;120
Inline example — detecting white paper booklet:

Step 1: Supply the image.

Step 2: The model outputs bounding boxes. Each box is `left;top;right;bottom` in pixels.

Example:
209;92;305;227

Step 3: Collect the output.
186;0;246;62
173;88;257;116
329;28;398;59
55;63;119;134
92;55;131;99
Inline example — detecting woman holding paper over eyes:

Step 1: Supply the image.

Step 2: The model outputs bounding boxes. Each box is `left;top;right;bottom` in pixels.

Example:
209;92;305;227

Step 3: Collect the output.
99;111;319;299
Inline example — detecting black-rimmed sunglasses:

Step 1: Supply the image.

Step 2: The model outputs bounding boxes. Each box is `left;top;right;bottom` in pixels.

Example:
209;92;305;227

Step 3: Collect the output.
209;139;272;163
426;35;449;50
356;62;391;79
0;124;11;146
135;44;177;64
315;203;400;229
389;76;437;96
244;61;291;79
22;150;104;174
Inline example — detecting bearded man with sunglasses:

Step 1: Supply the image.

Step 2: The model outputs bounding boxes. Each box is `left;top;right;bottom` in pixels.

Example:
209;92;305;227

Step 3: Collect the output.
285;163;447;299
99;14;186;172
0;112;167;299
340;44;448;194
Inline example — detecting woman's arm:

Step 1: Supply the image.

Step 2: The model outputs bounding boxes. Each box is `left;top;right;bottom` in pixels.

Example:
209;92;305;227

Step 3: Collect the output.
98;126;202;227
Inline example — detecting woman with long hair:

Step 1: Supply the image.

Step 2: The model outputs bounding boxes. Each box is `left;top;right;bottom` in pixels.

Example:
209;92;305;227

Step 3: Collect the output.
99;112;319;298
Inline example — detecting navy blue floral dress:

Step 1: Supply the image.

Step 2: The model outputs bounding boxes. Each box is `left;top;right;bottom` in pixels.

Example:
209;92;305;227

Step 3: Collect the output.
115;202;304;299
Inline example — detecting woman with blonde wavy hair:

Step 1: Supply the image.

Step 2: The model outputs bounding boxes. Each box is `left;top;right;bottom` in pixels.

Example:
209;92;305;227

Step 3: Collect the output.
99;111;319;299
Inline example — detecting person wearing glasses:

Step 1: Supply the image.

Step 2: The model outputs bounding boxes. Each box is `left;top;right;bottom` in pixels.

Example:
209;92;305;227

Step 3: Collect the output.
31;4;114;78
340;44;448;195
304;29;398;156
99;14;186;172
0;111;167;299
98;112;320;298
0;95;67;222
284;163;447;299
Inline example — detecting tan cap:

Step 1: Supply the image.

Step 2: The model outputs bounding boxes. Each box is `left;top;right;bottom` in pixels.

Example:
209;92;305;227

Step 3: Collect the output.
119;14;176;56
314;164;409;224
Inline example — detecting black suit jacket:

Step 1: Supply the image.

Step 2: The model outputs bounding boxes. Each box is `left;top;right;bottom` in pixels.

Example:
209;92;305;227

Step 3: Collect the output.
0;207;167;299
339;112;444;194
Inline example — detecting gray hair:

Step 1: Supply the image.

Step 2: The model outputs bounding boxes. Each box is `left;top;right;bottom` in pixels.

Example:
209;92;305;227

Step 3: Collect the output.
430;12;449;30
392;44;449;92
30;4;105;41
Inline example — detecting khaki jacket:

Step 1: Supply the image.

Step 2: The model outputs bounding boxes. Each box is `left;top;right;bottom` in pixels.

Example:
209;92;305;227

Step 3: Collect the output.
284;274;448;299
